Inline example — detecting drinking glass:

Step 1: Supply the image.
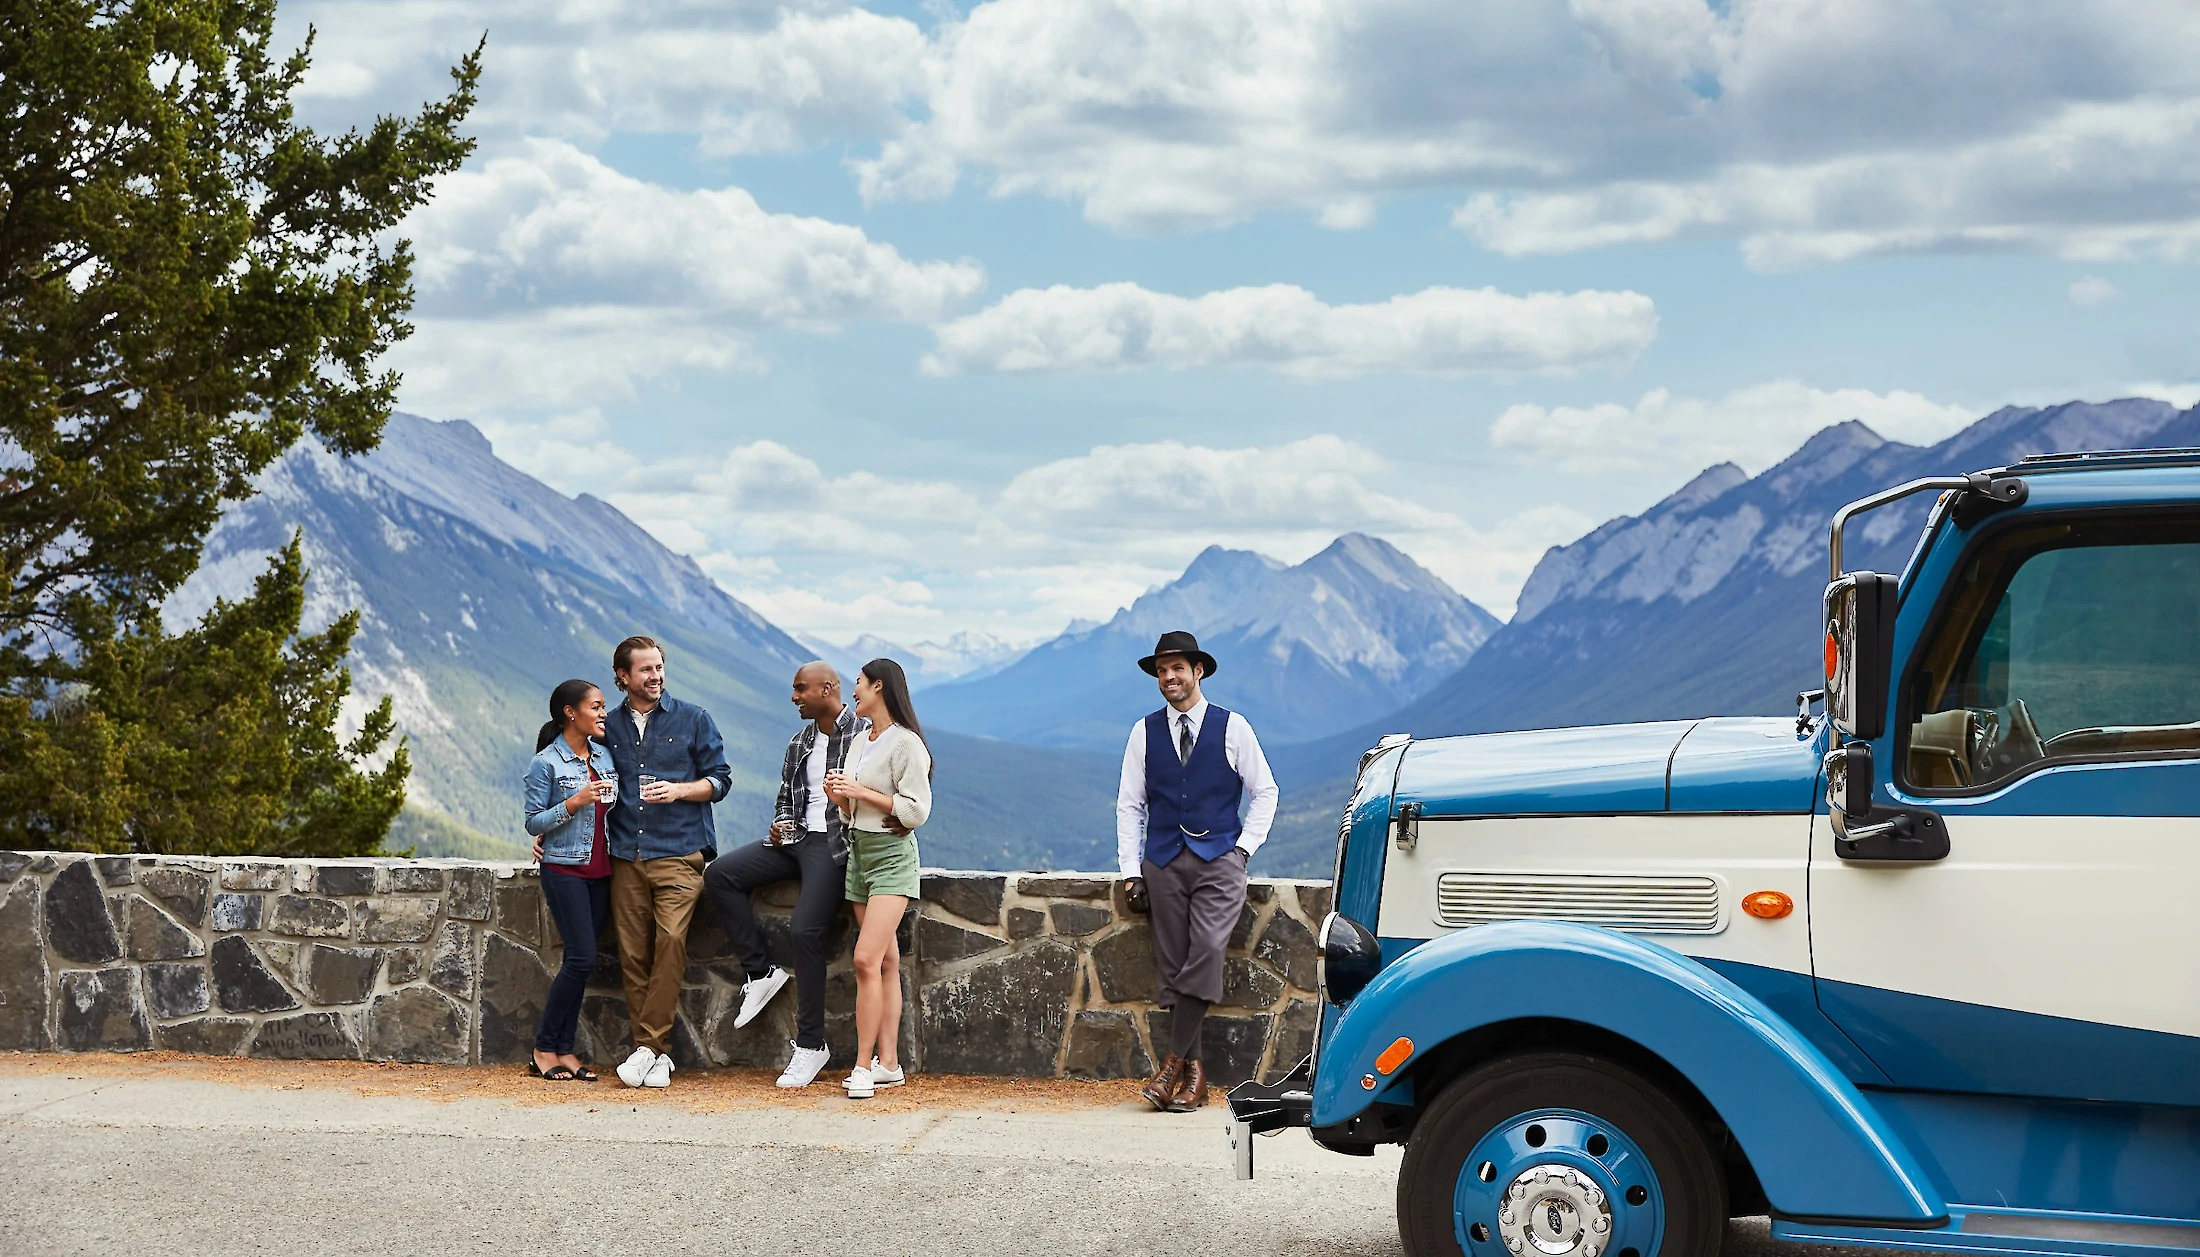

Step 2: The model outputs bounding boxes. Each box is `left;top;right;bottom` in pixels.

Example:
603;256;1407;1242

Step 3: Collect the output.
638;773;661;804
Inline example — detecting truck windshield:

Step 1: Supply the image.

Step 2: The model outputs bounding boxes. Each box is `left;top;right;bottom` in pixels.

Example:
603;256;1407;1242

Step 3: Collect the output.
1903;514;2200;791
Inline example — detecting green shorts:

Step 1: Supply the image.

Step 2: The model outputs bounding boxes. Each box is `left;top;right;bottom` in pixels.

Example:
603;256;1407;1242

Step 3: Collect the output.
844;828;921;902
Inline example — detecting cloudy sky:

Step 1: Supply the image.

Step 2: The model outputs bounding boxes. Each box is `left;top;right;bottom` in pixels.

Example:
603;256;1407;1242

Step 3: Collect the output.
275;0;2200;645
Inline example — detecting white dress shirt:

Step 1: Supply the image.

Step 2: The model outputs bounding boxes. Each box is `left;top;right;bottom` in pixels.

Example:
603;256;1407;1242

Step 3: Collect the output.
802;733;830;832
1115;697;1279;877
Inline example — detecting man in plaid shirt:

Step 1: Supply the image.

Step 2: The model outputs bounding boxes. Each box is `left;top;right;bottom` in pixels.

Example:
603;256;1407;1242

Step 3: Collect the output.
702;661;866;1088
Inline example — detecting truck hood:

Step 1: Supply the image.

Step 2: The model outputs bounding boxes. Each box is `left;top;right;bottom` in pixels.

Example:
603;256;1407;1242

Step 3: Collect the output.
1393;717;1823;817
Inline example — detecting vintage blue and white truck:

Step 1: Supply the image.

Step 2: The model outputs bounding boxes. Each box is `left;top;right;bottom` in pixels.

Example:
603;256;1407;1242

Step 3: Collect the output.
1229;450;2200;1257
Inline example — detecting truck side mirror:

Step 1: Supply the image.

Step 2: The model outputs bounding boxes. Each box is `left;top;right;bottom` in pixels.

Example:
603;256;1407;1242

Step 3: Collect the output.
1824;572;1899;741
1825;741;1873;819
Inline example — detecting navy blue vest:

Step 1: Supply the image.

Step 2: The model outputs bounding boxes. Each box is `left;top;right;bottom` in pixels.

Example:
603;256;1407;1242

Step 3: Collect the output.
1143;705;1243;866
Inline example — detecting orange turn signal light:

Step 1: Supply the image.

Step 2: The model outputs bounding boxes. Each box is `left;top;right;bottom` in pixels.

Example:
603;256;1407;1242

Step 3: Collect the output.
1824;632;1840;682
1375;1036;1415;1075
1742;890;1794;920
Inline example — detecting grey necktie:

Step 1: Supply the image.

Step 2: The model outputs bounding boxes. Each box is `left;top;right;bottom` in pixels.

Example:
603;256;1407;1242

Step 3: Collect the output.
1178;713;1194;764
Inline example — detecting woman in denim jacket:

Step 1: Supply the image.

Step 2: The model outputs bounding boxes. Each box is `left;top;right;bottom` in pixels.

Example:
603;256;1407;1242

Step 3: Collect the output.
523;679;618;1081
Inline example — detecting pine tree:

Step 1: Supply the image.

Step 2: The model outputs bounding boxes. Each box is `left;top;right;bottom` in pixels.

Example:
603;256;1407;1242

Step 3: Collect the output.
0;0;479;853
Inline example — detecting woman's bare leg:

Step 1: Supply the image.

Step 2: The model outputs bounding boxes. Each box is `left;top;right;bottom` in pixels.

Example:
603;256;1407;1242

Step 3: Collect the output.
850;895;905;1071
874;896;907;1071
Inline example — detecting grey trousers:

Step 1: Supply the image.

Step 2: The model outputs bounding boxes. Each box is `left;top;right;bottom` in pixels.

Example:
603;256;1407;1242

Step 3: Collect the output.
1142;847;1248;1007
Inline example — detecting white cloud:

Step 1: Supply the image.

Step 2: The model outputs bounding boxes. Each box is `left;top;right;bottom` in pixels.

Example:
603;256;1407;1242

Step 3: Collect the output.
1491;381;1980;475
922;283;1656;376
2069;276;2119;306
557;432;1589;636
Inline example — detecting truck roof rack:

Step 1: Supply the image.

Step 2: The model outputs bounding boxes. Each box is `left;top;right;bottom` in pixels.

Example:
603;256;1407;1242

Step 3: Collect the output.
2006;448;2200;474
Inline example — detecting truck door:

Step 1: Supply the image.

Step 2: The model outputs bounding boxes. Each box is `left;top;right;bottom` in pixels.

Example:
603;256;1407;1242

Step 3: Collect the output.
1809;510;2200;1105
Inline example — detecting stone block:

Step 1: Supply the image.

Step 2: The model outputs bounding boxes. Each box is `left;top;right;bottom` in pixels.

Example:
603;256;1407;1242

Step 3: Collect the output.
1047;902;1112;937
313;865;379;897
304;945;383;1005
1254;911;1319;991
1090;926;1156;1004
268;895;350;939
579;994;631;1065
1202;1013;1272;1088
57;968;150;1051
0;878;50;1050
1006;907;1046;940
920;873;1004;927
915;917;1006;964
29;854;57;873
386;946;424;985
0;851;28;882
492;884;541;947
478;933;551;1064
386;867;448;894
1266;1000;1320;1082
1229;903;1259;950
755;880;799;910
354;897;437;944
139;867;210;927
429;921;475;998
156;1016;255;1056
251;1011;361;1060
1222;956;1284;1010
211;935;299;1014
44;860;120;963
208;892;264;933
258;940;301;989
144;962;210;1019
1062;1009;1153;1081
120;894;205;961
446;867;494;921
368;987;468;1064
1019;875;1110;900
919;941;1076;1076
1295;883;1332;922
1245;882;1274;905
669;986;714;1071
93;856;135;886
219;862;283;891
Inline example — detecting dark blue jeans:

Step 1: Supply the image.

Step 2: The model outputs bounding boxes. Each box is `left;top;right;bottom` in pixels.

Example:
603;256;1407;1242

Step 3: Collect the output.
536;871;611;1055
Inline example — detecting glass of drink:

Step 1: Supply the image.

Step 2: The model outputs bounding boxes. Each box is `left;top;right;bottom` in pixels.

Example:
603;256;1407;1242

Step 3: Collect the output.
638;773;661;805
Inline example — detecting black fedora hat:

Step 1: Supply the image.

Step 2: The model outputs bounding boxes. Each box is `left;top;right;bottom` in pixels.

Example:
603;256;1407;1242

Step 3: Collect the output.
1138;630;1218;677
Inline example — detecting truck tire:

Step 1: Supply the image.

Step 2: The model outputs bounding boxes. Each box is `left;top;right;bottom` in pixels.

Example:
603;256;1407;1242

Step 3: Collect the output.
1398;1051;1726;1257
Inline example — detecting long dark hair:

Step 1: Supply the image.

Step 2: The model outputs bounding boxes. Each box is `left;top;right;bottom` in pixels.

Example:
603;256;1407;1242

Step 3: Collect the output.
860;657;932;779
537;679;601;752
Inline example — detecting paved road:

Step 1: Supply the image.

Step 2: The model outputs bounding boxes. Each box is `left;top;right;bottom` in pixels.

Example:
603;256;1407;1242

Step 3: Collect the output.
0;1063;1926;1257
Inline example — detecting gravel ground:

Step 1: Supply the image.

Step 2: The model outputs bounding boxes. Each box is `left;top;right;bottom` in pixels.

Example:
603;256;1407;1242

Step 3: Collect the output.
0;1054;1930;1257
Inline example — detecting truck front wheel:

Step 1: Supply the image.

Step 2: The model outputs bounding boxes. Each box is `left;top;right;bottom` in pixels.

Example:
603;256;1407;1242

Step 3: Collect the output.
1398;1052;1726;1257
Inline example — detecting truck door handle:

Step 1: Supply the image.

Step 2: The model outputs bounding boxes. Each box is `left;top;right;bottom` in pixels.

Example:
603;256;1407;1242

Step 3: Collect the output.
1833;804;1949;862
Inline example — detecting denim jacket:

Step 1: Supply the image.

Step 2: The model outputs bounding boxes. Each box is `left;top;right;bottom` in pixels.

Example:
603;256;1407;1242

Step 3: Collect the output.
601;692;732;863
523;736;618;864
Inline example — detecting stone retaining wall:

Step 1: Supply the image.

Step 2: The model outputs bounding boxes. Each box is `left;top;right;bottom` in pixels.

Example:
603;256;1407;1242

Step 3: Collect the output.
0;852;1328;1087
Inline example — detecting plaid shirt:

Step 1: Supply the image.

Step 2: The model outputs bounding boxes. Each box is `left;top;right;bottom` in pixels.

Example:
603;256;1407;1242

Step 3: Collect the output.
774;705;867;860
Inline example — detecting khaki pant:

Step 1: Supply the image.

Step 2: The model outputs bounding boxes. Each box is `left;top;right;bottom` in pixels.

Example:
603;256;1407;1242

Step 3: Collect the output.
610;853;704;1054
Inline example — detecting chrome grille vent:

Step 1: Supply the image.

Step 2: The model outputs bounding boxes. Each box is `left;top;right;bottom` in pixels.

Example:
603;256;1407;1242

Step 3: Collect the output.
1435;872;1724;934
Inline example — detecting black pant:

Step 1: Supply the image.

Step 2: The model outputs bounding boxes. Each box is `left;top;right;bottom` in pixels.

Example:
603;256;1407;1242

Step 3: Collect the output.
704;835;841;1051
536;871;610;1055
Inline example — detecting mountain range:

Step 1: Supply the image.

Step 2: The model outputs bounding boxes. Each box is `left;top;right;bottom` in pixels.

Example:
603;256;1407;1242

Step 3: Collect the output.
920;534;1502;748
173;398;2200;878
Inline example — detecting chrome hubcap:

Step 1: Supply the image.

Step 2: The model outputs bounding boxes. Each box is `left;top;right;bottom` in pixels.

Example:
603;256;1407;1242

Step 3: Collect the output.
1498;1164;1611;1257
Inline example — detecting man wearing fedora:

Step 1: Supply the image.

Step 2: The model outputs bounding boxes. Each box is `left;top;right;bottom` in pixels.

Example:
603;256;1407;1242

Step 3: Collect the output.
1116;630;1279;1113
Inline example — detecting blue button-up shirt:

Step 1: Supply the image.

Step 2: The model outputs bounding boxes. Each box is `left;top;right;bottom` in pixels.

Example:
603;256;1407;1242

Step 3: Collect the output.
601;692;732;863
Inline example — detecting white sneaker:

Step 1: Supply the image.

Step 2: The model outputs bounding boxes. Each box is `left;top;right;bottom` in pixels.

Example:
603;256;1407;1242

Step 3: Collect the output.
734;966;791;1029
616;1046;657;1088
776;1041;832;1089
867;1057;906;1089
842;1066;874;1098
643;1053;673;1088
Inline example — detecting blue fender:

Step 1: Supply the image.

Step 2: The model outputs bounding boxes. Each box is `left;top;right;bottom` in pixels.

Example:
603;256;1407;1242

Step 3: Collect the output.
1317;921;1945;1225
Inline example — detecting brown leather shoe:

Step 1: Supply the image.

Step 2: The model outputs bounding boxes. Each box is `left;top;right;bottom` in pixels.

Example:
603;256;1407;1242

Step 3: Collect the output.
1166;1058;1208;1113
1139;1053;1184;1111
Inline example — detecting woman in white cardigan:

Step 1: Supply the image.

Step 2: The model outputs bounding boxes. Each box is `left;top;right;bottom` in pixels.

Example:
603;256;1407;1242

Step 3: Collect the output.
822;657;933;1098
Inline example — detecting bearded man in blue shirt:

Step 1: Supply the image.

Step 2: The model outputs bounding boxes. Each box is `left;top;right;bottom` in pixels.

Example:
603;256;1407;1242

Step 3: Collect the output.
600;635;732;1089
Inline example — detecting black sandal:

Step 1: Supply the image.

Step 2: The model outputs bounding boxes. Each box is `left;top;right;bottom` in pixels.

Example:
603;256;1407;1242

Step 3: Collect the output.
526;1060;577;1081
571;1064;598;1082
